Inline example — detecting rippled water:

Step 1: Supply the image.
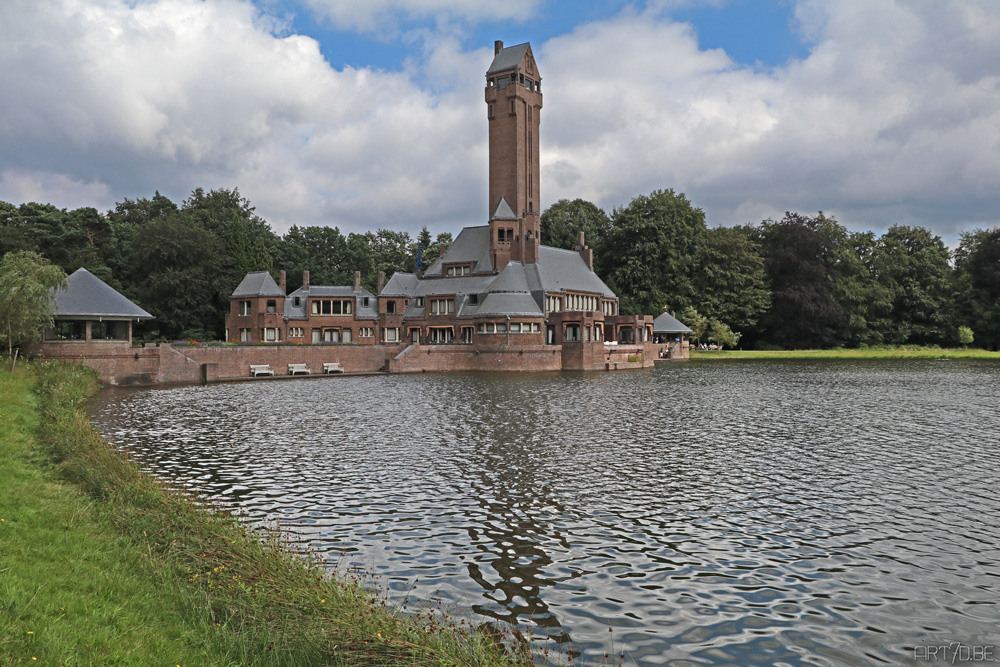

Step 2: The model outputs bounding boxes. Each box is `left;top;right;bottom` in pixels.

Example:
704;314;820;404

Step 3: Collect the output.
89;360;1000;666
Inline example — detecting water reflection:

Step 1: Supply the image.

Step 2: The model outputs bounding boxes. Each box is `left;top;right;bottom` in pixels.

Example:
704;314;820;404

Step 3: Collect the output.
90;360;1000;666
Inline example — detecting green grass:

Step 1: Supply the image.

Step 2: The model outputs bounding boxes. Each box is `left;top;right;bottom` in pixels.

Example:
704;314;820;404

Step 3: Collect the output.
689;346;1000;360
1;362;533;667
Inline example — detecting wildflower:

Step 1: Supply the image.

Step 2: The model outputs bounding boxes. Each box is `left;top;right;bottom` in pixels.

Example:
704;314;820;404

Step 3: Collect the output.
27;631;33;635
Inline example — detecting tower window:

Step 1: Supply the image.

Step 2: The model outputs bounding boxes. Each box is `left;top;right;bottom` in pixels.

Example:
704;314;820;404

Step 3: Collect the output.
509;100;515;114
498;228;505;242
488;102;494;119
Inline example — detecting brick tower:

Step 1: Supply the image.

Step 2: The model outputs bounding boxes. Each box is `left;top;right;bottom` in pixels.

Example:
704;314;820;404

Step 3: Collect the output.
485;40;542;270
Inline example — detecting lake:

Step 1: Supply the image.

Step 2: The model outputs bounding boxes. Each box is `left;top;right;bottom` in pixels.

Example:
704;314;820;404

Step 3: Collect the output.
89;359;1000;666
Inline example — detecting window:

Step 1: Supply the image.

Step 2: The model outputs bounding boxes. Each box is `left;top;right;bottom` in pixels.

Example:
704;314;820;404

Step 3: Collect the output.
362;297;369;308
595;324;603;341
565;324;581;342
496;323;507;333
386;300;396;314
488;102;495;119
469;294;478;305
289;327;305;338
311;329;321;344
383;328;399;342
267;300;276;314
497;75;509;89
430;299;454;315
510;323;521;333
498;228;505;242
342;329;352;343
477;323;485;333
428;327;454;344
446;265;470;277
415;297;425;308
312;300;354;315
239;300;251;316
485;323;496;333
293;296;301;307
240;328;251;342
264;328;278;342
462;327;473;344
323;328;339;343
359;327;374;338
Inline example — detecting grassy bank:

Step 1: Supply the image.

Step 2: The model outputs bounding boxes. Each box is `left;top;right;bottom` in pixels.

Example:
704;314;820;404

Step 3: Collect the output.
689;346;1000;360
0;362;530;666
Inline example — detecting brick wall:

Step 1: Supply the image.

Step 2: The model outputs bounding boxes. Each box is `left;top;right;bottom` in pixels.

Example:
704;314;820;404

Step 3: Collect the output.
389;344;563;373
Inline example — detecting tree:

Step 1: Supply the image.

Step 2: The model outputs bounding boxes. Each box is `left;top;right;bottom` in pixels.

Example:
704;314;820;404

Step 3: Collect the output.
953;227;1000;349
0;251;66;368
601;189;706;315
694;225;771;333
541;199;610;251
678;306;708;345
957;326;974;348
129;212;231;340
707;318;741;350
876;225;952;345
754;212;847;348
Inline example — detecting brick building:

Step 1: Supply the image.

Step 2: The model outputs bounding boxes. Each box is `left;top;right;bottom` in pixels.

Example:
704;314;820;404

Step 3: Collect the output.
225;40;654;367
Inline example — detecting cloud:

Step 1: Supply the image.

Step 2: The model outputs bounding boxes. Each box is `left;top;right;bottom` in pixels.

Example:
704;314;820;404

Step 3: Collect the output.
539;0;1000;241
299;0;542;34
0;168;112;212
0;0;490;234
1;0;998;246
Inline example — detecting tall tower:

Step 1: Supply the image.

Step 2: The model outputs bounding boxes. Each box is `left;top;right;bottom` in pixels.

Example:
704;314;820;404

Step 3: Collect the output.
485;40;542;270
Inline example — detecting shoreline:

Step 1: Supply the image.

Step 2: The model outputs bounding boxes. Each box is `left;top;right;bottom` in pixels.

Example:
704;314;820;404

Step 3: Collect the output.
0;361;532;666
687;347;1000;360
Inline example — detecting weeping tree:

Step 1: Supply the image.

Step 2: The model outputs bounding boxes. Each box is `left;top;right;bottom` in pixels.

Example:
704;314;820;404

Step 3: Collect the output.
0;251;66;369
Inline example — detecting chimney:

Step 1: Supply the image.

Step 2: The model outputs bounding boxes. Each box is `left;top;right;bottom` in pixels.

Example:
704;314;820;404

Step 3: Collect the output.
576;231;593;270
377;271;385;294
302;270;310;291
279;270;286;294
353;270;361;292
495;40;504;55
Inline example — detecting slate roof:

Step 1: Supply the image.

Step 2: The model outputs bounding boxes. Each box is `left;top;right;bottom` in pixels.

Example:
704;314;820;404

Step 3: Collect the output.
423;226;494;277
487;43;530;74
530;246;616;297
471;262;544;317
381;272;418;296
491;197;517;220
232;271;284;297
53;268;153;319
652;312;693;334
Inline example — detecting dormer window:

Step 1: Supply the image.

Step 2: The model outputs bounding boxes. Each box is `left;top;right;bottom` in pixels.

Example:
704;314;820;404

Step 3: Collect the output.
362;297;370;308
293;296;301;308
266;300;276;314
469;294;479;305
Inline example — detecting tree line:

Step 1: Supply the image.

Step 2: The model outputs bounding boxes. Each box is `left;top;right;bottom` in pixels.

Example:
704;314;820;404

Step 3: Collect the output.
2;187;998;349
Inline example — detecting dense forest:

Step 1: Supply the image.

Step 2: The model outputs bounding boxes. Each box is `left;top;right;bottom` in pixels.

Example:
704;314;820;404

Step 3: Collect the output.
2;187;998;349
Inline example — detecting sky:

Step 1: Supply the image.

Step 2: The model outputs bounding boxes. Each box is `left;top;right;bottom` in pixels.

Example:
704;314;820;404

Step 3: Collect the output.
1;0;999;246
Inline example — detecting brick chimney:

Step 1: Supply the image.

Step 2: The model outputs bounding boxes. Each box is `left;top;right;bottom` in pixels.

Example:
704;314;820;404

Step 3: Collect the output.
353;270;361;292
576;232;594;271
302;270;310;291
377;271;385;294
279;270;286;294
495;40;503;55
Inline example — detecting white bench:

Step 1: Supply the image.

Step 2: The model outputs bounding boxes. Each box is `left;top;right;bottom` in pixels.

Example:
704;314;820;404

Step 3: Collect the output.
288;363;310;375
323;362;344;374
250;364;274;377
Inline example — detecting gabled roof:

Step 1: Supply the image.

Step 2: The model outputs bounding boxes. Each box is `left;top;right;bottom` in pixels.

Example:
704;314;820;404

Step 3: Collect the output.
474;262;543;317
381;272;419;297
491;197;517;220
284;285;378;320
232;271;284;297
653;312;693;334
423;226;494;277
530;246;616;298
53;268;153;319
487;42;530;74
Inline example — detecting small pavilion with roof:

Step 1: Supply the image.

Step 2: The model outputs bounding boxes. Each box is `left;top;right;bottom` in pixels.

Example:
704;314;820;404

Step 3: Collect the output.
43;268;152;345
652;311;692;359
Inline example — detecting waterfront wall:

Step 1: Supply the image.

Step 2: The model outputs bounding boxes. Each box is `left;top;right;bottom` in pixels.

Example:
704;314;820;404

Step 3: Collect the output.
35;339;660;386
